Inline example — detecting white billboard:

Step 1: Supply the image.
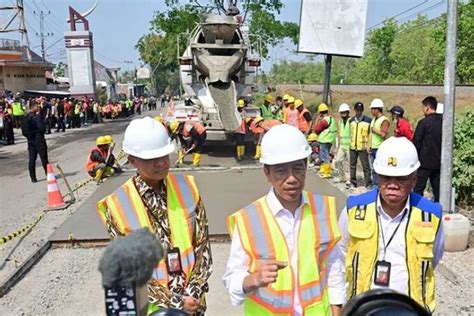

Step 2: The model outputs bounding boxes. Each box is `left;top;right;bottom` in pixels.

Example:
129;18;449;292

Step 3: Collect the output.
298;0;368;57
136;67;151;79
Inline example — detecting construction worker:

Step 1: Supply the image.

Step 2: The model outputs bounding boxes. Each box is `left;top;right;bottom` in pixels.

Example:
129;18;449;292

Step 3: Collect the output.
368;98;390;186
295;99;312;134
333;103;351;183
96;117;212;315
349;102;372;188
223;124;344;315
307;132;319;166
283;96;298;128
282;94;290;109
170;120;207;167
235;99;247;161
259;94;274;120
339;137;444;313
389;105;413;141
250;116;281;159
313;103;337;178
272;96;284;121
85;135;121;178
12;96;24;129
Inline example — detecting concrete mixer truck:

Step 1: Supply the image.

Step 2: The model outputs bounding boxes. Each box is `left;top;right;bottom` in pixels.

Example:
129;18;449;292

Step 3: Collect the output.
170;14;261;143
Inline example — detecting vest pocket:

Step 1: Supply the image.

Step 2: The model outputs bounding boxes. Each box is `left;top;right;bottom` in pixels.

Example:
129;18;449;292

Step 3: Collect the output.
348;220;375;239
414;227;435;259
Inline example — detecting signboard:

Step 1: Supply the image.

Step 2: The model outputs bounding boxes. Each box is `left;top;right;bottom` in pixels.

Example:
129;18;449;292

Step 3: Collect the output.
136;67;150;79
298;0;368;57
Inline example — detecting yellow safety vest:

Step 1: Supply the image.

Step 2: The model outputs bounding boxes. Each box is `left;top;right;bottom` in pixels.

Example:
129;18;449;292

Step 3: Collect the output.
318;116;336;144
338;119;351;150
349;115;371;151
96;174;199;286
370;115;389;149
12;101;24;116
227;192;340;316
345;190;441;313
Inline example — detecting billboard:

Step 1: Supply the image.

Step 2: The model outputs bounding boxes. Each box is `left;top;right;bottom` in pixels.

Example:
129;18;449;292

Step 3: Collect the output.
298;0;368;57
136;67;150;79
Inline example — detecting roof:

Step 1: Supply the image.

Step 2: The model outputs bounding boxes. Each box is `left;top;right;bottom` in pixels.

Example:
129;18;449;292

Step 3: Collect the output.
0;46;54;68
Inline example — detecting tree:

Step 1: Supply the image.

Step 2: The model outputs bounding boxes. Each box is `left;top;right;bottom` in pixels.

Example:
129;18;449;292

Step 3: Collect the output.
54;62;66;77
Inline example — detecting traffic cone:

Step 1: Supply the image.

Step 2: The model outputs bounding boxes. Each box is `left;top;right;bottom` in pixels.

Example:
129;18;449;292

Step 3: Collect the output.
46;164;66;209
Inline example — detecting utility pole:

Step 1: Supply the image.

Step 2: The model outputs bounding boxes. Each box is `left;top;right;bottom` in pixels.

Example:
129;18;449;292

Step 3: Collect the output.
440;0;458;213
33;10;53;61
0;0;31;61
322;54;332;105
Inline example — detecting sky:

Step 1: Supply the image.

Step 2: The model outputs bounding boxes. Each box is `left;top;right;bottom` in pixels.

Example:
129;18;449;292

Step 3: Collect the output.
1;0;447;72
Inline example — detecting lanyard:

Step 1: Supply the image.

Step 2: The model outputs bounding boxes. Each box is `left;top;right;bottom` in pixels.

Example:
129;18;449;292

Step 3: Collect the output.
377;207;408;260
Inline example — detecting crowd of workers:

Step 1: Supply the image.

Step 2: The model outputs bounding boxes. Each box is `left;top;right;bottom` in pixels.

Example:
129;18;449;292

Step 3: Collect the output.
95;114;444;315
235;93;442;202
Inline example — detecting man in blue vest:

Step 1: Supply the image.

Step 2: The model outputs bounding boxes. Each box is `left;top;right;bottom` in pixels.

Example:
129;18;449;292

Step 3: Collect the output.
338;137;444;313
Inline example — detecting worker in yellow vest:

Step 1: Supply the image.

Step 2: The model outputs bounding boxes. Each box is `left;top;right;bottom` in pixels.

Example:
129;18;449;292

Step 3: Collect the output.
260;94;274;120
338;137;444;314
235;99;247;161
349;102;372;188
332;103;351;184
313;103;337;178
368;98;390;187
11;96;24;129
96;117;212;315
224;124;345;316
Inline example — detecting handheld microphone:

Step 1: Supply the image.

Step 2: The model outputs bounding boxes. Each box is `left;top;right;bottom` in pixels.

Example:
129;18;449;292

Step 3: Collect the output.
99;228;164;316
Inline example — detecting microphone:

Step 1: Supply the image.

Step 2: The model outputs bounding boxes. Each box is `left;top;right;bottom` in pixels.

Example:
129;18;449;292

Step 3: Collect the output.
99;228;164;316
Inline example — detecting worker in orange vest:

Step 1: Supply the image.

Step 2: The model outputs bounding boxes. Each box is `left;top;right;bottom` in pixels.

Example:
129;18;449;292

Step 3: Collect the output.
85;135;121;178
235;99;247;161
283;96;299;128
170;120;207;167
295;99;312;134
249;116;282;159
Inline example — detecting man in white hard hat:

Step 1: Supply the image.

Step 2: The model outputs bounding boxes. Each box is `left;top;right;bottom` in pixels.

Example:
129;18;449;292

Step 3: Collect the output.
96;117;212;315
223;124;345;315
333;103;351;184
338;137;444;313
368;98;390;187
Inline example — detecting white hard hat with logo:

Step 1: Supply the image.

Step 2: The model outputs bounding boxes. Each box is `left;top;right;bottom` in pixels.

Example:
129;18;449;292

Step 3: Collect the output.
370;98;384;109
338;103;350;112
260;124;311;165
123;117;175;159
373;137;420;176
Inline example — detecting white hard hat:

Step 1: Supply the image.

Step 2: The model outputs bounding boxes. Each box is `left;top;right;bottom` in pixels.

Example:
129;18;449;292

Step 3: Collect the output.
123;117;175;159
338;103;350;112
436;103;444;114
370;98;384;109
373;137;420;176
260;124;311;165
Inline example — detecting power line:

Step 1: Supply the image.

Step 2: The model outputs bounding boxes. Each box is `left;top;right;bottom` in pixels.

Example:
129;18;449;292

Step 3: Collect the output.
368;0;429;30
396;0;446;25
39;0;67;33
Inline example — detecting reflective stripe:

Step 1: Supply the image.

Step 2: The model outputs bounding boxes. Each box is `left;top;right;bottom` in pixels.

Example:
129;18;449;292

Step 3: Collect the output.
254;287;292;309
47;183;59;192
301;281;322;303
241;203;272;258
115;186;141;230
47;173;56;181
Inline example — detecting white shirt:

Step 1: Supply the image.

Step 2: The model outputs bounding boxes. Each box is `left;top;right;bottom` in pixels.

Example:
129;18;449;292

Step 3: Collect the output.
223;189;346;315
338;194;445;296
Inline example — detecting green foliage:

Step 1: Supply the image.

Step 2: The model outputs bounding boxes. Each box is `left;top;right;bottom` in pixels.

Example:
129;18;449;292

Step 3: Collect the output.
268;1;473;85
54;62;66;77
453;109;474;206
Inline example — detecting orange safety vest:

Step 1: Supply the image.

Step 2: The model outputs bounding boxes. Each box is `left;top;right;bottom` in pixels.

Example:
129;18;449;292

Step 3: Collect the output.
227;192;340;315
96;174;199;286
85;146;107;172
182;122;206;138
284;107;299;128
298;108;311;133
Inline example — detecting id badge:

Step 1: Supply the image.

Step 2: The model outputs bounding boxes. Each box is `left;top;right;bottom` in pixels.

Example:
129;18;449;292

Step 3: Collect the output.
166;247;182;274
374;260;391;286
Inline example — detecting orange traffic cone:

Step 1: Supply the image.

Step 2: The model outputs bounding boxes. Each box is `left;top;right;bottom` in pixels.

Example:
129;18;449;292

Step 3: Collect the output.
46;164;66;209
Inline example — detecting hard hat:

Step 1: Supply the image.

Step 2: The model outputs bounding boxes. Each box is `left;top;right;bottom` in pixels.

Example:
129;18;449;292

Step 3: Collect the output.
373;137;420;177
154;115;164;123
260;124;311;165
294;99;304;108
264;94;273;103
96;136;108;146
169;120;180;134
123;117;175;159
354;102;364;110
318;103;329;113
338;103;350;112
307;132;318;142
283;94;290;101
238;99;245;107
389;105;404;116
104;135;113;144
254;116;264;125
370;98;384;109
287;96;295;104
245;117;253;124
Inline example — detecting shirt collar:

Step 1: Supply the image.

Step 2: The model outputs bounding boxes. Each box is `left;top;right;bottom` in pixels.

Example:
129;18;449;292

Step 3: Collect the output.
266;188;308;216
376;193;410;220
